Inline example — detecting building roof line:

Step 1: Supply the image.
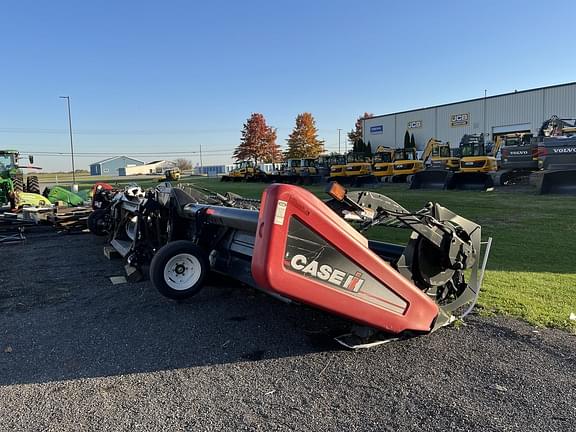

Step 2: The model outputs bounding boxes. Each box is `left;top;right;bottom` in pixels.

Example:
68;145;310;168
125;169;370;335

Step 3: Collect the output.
91;155;145;165
366;81;576;120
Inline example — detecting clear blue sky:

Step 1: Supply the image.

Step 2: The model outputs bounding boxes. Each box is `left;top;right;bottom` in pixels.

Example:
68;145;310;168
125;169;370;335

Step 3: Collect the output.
1;0;575;171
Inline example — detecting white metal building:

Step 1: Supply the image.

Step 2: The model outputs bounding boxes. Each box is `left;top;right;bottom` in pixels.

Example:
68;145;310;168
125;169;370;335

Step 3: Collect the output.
119;160;176;176
362;82;576;151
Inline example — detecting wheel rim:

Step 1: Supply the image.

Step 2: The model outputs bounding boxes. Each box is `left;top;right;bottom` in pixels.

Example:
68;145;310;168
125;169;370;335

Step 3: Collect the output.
164;253;202;291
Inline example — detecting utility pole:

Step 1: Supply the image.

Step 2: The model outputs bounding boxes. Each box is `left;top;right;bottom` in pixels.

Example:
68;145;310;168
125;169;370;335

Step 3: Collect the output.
483;89;487;139
199;144;203;174
59;96;76;185
337;128;342;154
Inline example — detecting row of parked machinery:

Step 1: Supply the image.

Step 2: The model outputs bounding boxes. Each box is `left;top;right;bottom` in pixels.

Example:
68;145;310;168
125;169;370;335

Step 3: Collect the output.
221;116;576;194
411;116;576;193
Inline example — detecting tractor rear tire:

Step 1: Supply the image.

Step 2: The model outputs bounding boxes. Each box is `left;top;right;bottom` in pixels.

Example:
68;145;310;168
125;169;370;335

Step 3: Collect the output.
27;176;40;194
12;174;24;192
87;209;110;236
150;241;209;300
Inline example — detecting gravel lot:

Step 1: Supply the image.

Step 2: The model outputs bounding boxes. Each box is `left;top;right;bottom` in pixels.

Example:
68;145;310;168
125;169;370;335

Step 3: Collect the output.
0;231;575;431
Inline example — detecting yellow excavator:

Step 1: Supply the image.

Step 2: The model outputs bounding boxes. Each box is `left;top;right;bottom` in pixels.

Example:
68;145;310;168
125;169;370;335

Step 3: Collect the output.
274;158;322;184
410;138;460;189
328;152;376;185
221;160;268;182
391;148;424;182
328;156;348;180
317;154;346;178
447;134;501;190
372;145;395;181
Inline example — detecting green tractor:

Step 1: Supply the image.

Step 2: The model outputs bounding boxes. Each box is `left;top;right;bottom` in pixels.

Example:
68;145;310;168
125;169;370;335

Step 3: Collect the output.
0;150;41;208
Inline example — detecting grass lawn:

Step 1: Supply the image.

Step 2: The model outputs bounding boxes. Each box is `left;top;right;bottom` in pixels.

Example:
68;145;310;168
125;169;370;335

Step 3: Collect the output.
90;175;576;332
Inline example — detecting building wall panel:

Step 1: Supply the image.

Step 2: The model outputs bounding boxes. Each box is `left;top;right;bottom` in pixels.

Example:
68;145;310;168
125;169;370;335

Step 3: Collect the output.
363;82;575;152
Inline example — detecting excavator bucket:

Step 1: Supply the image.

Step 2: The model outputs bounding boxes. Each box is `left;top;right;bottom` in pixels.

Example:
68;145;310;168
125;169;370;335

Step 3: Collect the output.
447;172;494;191
533;169;576;195
410;170;453;190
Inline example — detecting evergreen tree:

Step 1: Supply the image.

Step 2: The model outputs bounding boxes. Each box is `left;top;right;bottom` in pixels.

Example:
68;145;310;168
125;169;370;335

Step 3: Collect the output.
354;138;366;153
404;130;411;149
285;112;325;159
410;133;416;149
366;142;373;156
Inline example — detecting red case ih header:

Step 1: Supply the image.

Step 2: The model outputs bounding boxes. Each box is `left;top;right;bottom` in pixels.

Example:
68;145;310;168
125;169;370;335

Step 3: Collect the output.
252;184;439;334
90;182;491;347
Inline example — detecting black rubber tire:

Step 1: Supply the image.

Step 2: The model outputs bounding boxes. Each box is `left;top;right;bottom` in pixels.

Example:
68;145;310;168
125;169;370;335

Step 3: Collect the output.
8;192;17;209
26;176;40;194
87;209;109;236
149;241;209;300
12;174;23;193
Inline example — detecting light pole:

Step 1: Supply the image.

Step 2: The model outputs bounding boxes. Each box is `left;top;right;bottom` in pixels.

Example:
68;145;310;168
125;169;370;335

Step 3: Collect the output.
59;96;76;185
199;143;204;175
337;128;342;154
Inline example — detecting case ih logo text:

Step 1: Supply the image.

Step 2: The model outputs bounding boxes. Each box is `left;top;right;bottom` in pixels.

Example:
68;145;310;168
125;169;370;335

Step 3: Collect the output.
552;148;576;153
289;254;365;292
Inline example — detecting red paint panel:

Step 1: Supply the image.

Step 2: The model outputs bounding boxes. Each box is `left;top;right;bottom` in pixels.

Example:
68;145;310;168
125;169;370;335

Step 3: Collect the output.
251;184;439;334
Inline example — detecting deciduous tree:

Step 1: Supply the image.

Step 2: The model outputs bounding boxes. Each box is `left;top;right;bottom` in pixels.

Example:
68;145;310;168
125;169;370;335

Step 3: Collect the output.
175;158;192;170
285;113;325;159
348;112;373;152
263;127;283;163
234;113;277;164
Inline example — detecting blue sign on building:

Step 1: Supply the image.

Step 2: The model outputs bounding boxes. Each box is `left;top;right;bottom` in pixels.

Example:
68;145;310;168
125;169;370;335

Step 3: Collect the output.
369;125;383;134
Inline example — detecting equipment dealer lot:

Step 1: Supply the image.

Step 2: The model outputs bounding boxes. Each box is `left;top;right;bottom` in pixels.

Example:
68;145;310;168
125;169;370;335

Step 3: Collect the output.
0;231;574;431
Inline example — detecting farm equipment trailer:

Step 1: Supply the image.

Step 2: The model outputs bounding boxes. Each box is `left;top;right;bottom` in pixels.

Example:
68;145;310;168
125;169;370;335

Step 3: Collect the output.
90;182;491;347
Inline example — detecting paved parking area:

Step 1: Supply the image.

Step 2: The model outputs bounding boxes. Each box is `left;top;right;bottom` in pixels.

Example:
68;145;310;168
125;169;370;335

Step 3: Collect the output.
0;232;574;431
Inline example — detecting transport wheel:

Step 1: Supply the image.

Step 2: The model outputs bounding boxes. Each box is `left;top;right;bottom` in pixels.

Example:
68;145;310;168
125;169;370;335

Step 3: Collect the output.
150;241;209;300
27;176;40;194
87;209;109;236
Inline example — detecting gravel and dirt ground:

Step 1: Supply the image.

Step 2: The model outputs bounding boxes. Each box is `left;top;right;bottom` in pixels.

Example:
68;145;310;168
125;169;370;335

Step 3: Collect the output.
1;231;575;431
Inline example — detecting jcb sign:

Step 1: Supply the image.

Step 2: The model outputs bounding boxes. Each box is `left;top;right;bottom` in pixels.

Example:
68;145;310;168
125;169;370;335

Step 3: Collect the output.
450;113;470;127
407;120;422;129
